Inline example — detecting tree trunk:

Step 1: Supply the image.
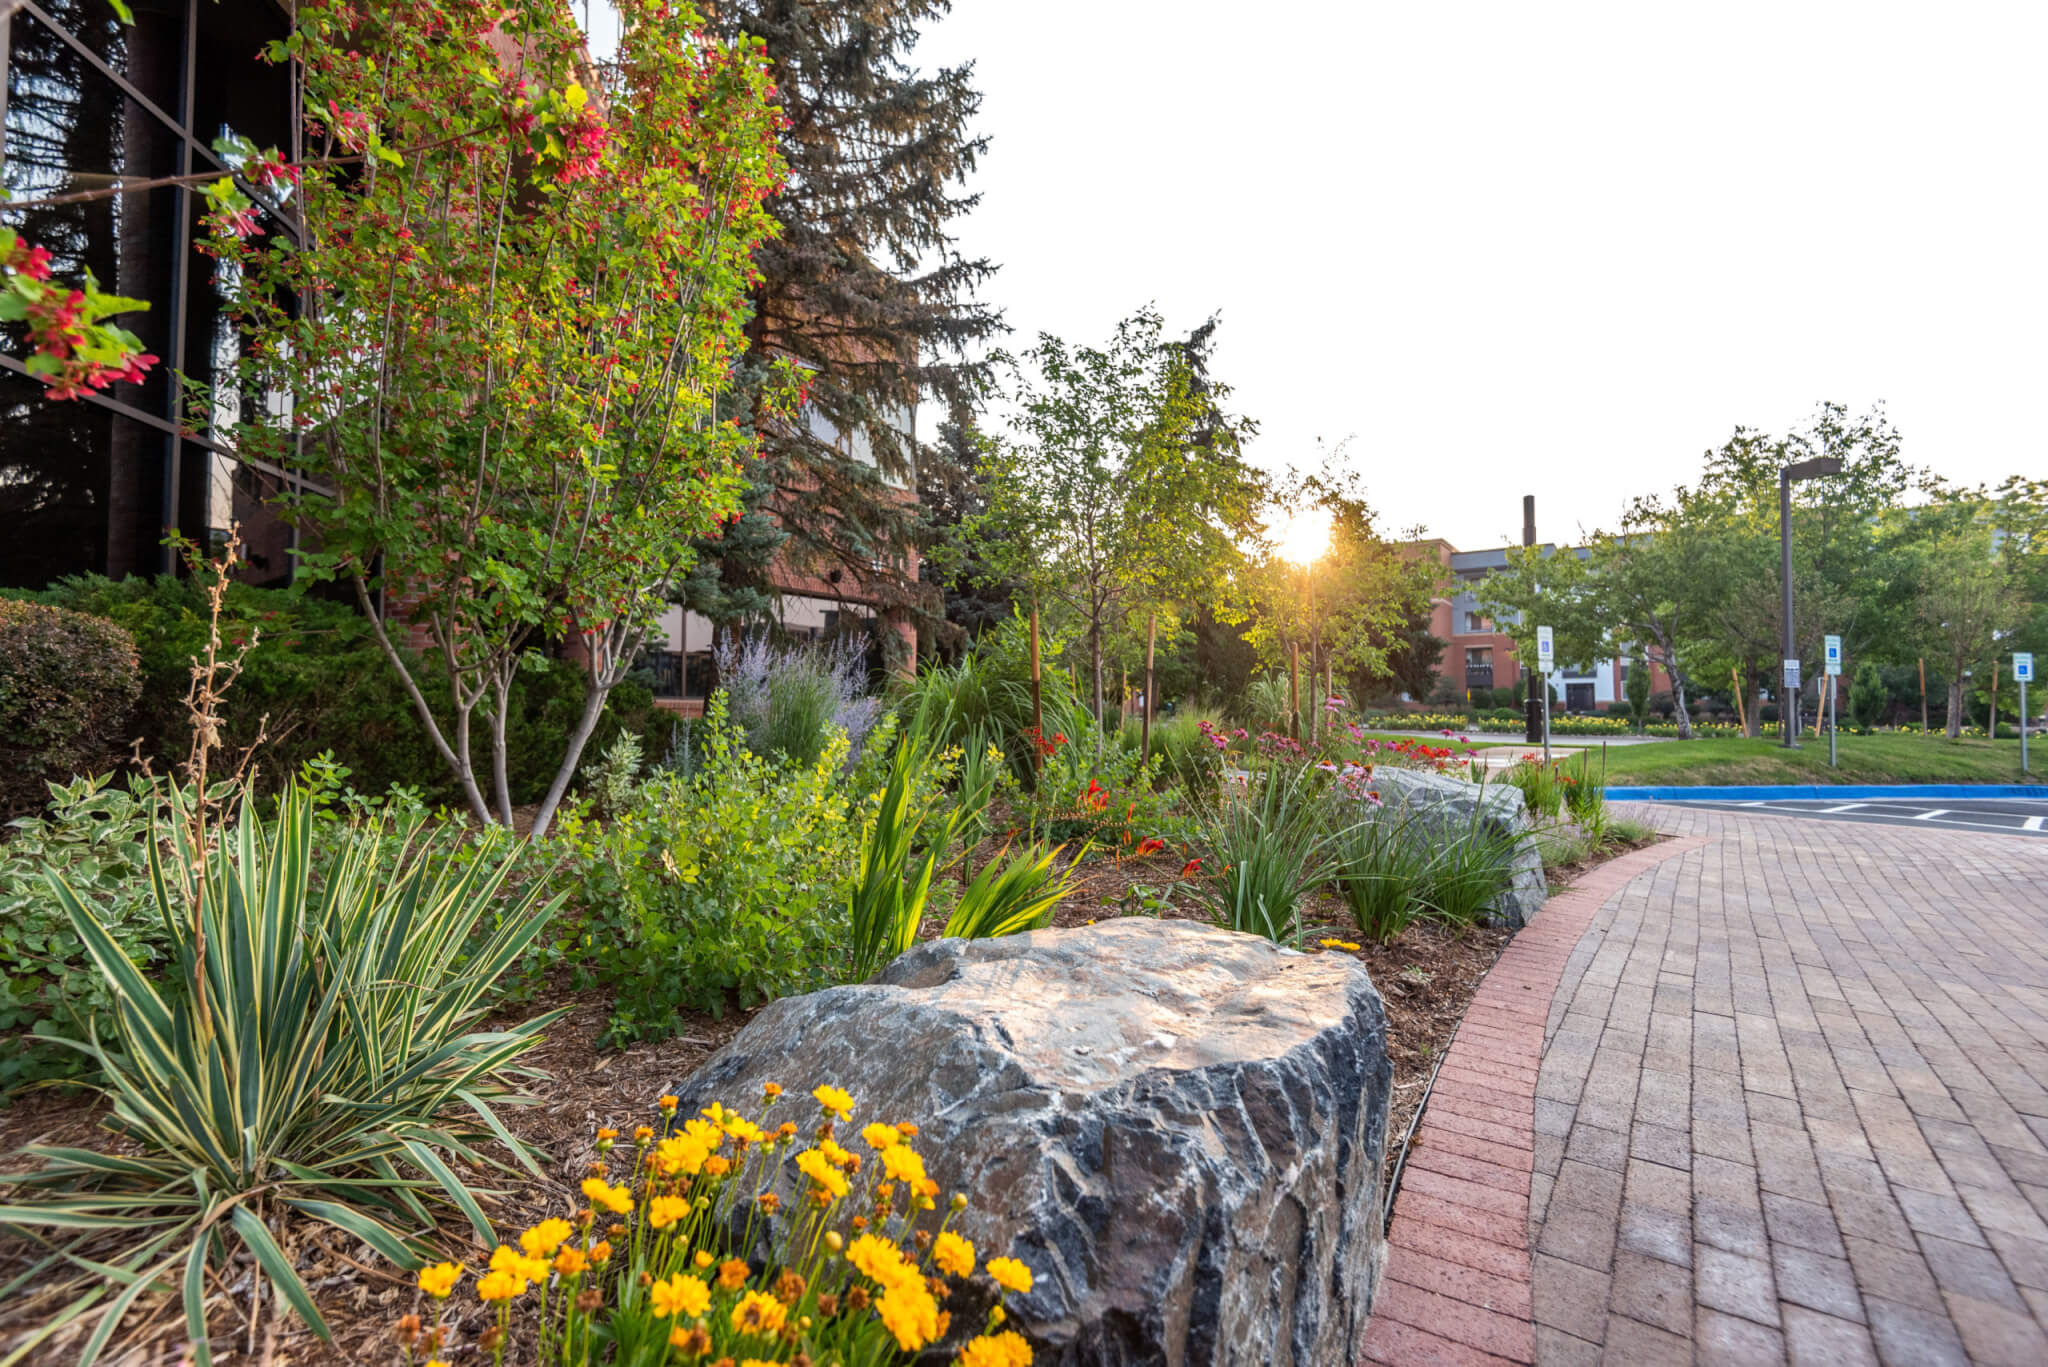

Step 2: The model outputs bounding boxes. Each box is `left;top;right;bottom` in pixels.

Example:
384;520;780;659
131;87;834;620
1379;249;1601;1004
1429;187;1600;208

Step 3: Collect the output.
352;576;494;824
488;667;516;827
1946;678;1964;740
531;670;612;841
1745;674;1763;739
1671;671;1693;740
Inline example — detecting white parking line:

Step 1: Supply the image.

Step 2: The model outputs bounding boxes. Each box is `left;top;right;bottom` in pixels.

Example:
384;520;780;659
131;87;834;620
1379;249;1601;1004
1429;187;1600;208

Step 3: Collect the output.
1819;803;1867;814
2027;816;2045;832
1911;809;1950;820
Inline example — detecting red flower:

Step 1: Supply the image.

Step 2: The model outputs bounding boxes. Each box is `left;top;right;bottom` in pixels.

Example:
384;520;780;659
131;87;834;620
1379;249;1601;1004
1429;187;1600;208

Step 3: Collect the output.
1180;858;1202;878
1133;838;1165;857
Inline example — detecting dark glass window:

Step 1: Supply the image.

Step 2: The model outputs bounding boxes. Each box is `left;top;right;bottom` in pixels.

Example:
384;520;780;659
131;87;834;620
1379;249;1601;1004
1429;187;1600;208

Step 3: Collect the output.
2;0;299;589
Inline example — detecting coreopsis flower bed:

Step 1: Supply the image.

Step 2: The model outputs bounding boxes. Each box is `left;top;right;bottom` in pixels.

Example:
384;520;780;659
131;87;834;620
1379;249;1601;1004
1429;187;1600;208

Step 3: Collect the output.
391;1085;1034;1367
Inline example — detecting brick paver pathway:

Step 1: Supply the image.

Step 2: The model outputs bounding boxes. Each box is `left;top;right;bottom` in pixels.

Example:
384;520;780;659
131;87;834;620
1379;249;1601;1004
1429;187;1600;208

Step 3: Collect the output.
1529;805;2048;1366
1363;836;1710;1365
1362;804;2048;1367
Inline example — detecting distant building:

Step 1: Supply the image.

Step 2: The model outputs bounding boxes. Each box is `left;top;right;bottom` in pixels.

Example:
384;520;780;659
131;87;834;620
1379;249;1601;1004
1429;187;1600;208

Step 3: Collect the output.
1407;500;1669;712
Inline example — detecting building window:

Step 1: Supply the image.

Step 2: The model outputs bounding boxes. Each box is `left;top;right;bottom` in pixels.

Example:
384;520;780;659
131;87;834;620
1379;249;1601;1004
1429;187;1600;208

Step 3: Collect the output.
1465;647;1492;668
1463;611;1488;633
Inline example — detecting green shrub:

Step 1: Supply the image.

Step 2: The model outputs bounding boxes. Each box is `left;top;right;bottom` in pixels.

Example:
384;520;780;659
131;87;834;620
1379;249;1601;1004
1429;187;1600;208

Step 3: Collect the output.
1468;686;1496;710
564;695;869;1040
5;785;559;1360
0;775;167;1091
1850;661;1888;731
0;599;141;818
11;575;659;808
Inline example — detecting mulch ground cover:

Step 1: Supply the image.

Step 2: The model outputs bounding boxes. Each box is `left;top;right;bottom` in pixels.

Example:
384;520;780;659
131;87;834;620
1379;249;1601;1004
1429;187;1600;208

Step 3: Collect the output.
0;833;1657;1364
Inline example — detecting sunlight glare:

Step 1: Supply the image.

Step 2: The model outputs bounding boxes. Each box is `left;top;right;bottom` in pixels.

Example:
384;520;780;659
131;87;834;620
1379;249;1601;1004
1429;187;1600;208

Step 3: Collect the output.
1273;507;1332;567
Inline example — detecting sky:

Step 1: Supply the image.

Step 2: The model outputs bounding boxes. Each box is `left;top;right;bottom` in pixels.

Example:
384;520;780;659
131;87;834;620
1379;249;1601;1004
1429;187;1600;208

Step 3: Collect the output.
904;0;2048;550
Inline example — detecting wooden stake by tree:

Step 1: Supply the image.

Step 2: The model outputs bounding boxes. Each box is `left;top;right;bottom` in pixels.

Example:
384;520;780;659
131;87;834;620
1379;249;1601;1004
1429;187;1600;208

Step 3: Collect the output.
1141;612;1157;761
1920;657;1928;732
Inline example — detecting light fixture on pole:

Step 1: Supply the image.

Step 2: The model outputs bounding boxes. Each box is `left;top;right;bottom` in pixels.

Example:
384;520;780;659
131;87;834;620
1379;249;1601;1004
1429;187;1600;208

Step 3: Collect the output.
1779;456;1843;748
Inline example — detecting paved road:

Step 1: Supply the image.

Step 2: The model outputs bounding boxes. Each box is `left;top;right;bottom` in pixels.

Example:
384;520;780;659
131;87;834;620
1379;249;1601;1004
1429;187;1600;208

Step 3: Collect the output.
1654;797;2048;839
1528;803;2048;1364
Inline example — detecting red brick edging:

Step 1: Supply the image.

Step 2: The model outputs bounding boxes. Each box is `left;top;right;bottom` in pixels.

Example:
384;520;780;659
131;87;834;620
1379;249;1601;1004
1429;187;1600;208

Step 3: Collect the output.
1360;836;1711;1366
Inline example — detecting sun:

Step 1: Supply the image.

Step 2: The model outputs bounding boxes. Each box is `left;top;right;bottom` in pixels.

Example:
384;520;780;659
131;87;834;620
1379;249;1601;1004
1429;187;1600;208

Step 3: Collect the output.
1271;507;1332;567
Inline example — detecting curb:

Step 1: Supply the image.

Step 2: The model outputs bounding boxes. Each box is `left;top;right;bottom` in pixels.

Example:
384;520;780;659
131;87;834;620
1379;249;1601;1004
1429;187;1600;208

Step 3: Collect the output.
1605;783;2048;801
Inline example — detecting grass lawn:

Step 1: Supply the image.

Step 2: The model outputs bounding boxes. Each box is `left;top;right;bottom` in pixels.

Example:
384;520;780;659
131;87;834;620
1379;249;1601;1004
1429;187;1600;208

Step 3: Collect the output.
1592;732;2039;787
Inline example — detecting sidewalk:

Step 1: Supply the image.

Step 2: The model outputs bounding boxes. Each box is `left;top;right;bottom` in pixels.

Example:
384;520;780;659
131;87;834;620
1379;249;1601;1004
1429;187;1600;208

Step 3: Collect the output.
1362;803;2048;1365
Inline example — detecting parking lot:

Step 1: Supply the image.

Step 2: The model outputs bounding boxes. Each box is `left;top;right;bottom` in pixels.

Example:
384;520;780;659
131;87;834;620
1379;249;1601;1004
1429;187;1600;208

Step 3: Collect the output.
1654;794;2048;837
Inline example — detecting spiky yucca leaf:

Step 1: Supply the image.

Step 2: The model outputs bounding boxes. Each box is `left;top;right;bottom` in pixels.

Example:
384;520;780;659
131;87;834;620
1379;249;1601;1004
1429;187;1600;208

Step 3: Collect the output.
0;787;562;1366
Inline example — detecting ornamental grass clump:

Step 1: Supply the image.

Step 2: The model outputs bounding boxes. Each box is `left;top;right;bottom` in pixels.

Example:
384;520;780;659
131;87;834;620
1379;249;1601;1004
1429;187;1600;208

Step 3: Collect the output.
393;1085;1037;1367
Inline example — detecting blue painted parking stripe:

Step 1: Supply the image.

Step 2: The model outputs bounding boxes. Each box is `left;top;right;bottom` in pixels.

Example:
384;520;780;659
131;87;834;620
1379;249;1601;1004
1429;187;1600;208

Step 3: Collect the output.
1604;784;2048;801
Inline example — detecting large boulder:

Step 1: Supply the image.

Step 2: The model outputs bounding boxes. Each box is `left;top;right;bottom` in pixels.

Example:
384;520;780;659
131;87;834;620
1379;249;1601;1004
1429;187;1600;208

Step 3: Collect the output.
672;919;1392;1366
1368;766;1548;928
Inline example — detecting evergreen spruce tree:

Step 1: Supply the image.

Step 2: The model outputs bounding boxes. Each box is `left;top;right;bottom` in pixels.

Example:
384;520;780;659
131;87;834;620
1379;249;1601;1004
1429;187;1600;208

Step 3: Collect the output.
692;0;1000;656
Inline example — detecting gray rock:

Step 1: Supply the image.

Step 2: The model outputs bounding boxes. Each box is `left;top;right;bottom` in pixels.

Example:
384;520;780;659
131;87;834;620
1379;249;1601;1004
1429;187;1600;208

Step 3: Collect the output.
1366;767;1548;928
671;919;1392;1366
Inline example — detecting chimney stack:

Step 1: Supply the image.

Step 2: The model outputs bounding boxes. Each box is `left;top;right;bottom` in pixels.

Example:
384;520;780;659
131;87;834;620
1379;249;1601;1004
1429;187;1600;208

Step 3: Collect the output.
1522;495;1536;548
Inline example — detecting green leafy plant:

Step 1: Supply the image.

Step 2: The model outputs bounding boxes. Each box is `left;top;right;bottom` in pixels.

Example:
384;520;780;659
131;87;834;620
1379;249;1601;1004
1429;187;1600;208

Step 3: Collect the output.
564;695;862;1039
581;731;648;821
1329;810;1435;943
1202;763;1332;943
1421;815;1525;925
944;840;1081;939
0;775;169;1092
0;786;562;1364
847;729;964;981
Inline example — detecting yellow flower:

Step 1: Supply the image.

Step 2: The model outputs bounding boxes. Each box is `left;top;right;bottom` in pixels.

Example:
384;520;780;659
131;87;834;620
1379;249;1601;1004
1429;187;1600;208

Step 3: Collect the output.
590;1240;613;1265
703;1155;731;1177
730;1288;789;1335
1317;937;1362;952
762;1082;783;1099
415;1261;461;1299
846;1233;917;1289
580;1177;634;1214
987;1257;1035;1295
820;1137;860;1171
520;1218;573;1259
876;1278;942;1351
724;1116;768;1146
796;1148;851;1200
958;1330;1034;1367
933;1230;976;1279
655;1133;712;1177
554;1246;587;1277
658;1094;680;1114
694;1250;716;1269
813;1085;855;1121
649;1272;712;1319
717;1258;750;1291
476;1269;524;1302
879;1143;928;1188
647;1194;690;1230
861;1122;900;1151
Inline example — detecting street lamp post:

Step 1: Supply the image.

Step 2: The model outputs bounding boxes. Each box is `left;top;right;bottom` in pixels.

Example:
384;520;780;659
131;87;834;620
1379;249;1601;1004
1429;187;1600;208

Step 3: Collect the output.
1779;456;1843;748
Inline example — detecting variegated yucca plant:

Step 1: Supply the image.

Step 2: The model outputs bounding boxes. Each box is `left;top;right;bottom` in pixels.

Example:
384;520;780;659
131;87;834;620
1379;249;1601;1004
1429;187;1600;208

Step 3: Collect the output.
0;785;563;1366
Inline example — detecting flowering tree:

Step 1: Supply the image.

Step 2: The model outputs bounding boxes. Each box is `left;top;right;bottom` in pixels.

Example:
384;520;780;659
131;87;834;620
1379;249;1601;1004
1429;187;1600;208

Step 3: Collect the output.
193;0;791;837
0;227;158;399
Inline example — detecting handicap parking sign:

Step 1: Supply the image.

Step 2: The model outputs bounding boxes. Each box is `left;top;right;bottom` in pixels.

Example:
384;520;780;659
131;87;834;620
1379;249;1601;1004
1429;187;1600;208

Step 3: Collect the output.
2018;652;2035;682
1824;635;1841;677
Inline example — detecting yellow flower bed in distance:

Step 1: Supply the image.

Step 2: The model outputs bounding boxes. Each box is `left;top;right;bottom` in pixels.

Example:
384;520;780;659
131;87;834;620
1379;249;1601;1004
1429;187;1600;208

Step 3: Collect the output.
396;1085;1035;1367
